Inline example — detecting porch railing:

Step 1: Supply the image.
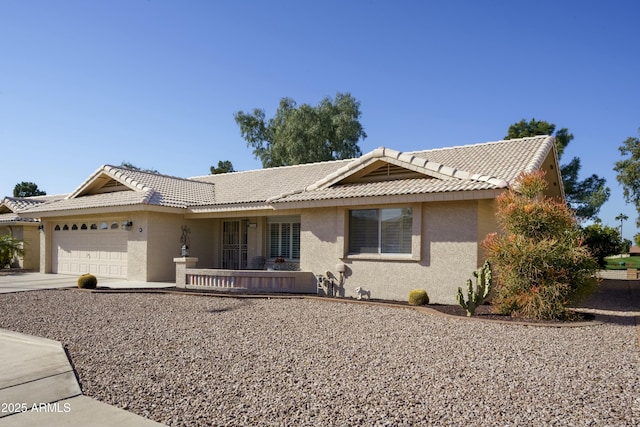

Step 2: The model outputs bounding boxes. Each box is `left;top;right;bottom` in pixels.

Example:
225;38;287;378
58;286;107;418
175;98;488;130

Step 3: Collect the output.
183;268;317;294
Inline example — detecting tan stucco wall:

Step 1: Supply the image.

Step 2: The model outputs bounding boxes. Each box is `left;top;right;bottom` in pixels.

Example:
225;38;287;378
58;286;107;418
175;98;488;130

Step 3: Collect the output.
21;226;40;270
0;225;39;269
141;212;216;282
301;200;491;304
476;198;498;267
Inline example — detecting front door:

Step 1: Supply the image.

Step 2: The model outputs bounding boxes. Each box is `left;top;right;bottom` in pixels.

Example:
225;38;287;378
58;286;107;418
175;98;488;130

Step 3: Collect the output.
222;220;248;269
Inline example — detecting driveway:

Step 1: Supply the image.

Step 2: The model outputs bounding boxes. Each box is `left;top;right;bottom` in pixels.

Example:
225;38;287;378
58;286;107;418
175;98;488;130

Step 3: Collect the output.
0;271;173;293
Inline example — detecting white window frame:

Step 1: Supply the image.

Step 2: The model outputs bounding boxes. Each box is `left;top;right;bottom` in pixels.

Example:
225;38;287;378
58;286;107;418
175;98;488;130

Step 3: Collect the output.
267;216;301;261
345;205;420;261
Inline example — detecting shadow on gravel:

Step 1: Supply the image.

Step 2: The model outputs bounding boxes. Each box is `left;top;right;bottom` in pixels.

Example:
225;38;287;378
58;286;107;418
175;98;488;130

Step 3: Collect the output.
573;279;640;326
206;298;252;314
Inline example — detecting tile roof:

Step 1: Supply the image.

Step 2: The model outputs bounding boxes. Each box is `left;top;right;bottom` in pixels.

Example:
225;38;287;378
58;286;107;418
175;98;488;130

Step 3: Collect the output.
408;136;552;182
270;136;556;203
18;136;557;214
0;195;65;222
190;160;352;205
24;166;216;213
0;212;39;224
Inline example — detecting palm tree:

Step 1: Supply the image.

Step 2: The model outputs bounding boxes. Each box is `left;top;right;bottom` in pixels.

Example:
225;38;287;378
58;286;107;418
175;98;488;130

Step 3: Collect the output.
615;213;629;239
0;235;25;269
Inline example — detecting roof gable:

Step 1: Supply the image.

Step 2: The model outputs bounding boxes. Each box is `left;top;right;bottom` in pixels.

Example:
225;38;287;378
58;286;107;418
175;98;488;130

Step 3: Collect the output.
24;166;217;213
303;146;510;193
269;136;559;204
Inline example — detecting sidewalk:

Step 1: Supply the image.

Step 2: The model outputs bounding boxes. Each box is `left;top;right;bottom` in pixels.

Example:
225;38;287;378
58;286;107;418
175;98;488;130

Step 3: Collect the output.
0;329;165;426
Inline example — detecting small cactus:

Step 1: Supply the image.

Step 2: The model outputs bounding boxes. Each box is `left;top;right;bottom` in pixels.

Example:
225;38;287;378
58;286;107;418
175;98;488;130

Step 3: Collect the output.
77;273;98;289
456;261;492;316
408;289;429;306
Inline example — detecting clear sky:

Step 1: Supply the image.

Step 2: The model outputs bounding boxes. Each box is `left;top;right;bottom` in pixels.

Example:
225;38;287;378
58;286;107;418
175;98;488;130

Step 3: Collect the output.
1;1;639;239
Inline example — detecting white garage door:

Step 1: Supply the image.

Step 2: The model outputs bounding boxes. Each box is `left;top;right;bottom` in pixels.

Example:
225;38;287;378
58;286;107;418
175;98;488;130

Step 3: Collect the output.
52;221;128;278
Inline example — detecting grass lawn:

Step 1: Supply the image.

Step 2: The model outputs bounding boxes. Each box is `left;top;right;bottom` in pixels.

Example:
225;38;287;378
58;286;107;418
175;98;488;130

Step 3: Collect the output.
604;255;640;270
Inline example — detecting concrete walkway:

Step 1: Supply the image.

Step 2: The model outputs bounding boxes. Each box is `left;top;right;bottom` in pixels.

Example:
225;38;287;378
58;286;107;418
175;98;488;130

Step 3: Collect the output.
0;329;165;426
0;272;170;426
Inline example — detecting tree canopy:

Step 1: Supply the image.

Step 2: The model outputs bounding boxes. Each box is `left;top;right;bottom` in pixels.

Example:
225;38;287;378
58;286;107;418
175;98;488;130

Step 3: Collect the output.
119;162;159;174
13;182;46;198
234;92;366;168
210;160;235;174
614;129;640;243
505;118;609;221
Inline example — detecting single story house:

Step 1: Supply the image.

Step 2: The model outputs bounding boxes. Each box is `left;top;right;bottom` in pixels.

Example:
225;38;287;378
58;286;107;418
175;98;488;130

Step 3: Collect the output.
17;136;562;303
0;195;64;269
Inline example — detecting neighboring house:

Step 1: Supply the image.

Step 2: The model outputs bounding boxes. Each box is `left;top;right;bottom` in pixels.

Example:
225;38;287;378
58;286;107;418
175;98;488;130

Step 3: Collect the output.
18;136;562;303
0;195;64;269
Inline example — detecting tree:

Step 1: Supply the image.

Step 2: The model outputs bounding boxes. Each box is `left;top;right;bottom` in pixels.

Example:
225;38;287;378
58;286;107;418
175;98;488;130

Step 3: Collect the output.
581;223;624;268
614;130;640;230
234;92;366;168
210;160;235;174
505;118;610;221
482;171;598;320
120;162;159;174
13;182;46;198
615;213;629;238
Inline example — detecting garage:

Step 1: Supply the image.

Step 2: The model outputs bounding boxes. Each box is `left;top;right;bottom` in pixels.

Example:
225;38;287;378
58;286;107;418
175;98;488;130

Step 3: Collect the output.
52;221;128;278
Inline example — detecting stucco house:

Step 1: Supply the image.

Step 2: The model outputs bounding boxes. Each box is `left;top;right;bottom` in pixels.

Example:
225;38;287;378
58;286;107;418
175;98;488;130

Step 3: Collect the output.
0;195;64;269
17;136;562;303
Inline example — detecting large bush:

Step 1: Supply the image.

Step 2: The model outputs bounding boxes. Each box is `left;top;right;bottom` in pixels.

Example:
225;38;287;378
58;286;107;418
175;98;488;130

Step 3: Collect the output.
482;171;598;320
581;223;624;268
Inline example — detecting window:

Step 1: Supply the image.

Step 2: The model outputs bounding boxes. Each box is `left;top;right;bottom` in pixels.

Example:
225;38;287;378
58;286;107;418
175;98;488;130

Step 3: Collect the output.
349;208;412;254
267;217;301;260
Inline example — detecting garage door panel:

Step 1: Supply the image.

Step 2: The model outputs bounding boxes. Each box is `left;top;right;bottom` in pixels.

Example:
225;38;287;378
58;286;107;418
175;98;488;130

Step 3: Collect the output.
53;229;128;279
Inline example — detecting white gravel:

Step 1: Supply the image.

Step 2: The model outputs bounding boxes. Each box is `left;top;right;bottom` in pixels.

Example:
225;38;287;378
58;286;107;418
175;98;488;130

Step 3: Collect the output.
0;289;638;426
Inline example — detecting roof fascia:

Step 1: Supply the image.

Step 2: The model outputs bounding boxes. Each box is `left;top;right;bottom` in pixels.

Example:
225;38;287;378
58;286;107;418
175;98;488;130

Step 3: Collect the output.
25;204;185;218
270;189;505;210
187;203;274;215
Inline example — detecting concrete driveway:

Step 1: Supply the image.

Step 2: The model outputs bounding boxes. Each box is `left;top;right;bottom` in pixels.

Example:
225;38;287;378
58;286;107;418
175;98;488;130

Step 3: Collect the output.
0;272;173;293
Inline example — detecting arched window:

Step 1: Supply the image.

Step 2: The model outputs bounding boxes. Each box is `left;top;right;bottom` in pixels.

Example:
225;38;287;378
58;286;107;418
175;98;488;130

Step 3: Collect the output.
100;222;108;230
71;224;78;230
90;224;97;230
111;222;119;229
54;225;61;231
62;225;69;231
81;224;88;230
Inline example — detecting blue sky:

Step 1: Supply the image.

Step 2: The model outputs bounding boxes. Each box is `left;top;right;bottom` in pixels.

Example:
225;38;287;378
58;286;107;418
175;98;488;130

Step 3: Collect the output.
1;1;639;239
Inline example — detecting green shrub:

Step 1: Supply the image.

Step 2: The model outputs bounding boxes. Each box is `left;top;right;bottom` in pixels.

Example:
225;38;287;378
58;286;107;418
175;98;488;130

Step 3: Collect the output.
408;289;429;306
483;171;598;320
77;273;98;289
0;235;25;269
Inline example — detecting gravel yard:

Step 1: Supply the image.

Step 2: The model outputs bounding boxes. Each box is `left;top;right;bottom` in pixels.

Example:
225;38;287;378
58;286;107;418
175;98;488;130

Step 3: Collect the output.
0;289;638;426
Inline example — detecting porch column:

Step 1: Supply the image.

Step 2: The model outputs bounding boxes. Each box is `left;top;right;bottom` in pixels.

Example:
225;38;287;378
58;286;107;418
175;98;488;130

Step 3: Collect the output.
174;257;198;288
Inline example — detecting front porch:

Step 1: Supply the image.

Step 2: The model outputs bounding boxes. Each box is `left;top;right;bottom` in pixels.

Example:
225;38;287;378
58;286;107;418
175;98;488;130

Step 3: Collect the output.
174;257;317;294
